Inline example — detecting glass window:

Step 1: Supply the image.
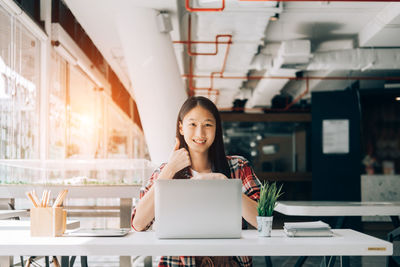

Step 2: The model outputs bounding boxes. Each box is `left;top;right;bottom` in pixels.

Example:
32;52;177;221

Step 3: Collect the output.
106;100;131;158
223;121;310;173
0;6;11;66
0;5;12;160
0;5;40;159
66;64;100;158
48;50;67;159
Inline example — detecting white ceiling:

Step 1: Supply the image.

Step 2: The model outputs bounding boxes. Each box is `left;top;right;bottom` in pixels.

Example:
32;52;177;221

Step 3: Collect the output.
64;0;400;109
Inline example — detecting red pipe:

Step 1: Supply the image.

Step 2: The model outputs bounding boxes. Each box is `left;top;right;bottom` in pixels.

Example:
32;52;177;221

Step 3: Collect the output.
185;0;225;12
218;77;309;112
186;15;232;56
182;74;400;81
188;57;221;99
180;0;399;111
186;35;232;56
187;29;232;99
173;40;231;45
282;77;309;111
180;14;232;100
185;72;400;112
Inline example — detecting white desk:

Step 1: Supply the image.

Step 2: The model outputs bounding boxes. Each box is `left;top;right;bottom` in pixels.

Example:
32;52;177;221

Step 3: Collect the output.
0;210;27;220
275;201;400;267
0;229;392;267
275;201;400;217
0;220;80;230
0;229;391;257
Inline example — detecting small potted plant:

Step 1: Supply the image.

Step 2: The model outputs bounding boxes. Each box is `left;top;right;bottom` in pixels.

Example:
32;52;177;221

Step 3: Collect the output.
257;181;283;237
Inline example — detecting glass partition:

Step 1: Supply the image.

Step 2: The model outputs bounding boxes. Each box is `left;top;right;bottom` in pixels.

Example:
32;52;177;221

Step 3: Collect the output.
0;5;40;160
0;158;155;185
49;50;68;159
67;64;100;158
223;121;310;173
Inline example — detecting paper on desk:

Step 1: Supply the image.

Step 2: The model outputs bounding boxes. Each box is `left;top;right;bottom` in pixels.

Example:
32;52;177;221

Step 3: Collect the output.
284;220;331;230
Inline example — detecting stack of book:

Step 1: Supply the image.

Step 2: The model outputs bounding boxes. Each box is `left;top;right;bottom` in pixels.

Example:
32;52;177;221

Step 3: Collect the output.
283;220;333;237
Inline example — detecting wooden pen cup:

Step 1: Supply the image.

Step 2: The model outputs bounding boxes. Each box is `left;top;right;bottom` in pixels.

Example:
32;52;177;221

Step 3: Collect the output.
30;207;65;237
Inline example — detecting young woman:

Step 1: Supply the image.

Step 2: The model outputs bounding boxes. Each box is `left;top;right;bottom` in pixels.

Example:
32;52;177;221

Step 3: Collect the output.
131;96;261;267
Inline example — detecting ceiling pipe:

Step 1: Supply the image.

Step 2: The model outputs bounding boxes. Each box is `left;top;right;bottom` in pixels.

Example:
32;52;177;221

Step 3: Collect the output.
186;27;232;99
174;14;233;56
188;57;220;100
307;48;400;71
187;15;231;56
182;74;400;82
184;74;400;111
185;0;225;12
221;77;309;112
283;77;309;111
174;14;233;102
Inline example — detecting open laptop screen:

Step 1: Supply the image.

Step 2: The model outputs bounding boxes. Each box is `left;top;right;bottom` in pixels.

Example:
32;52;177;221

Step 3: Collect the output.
154;179;242;239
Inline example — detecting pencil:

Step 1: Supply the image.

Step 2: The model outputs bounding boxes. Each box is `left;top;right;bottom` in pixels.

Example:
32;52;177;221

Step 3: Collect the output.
41;190;46;207
25;192;38;207
53;189;68;207
31;190;40;207
46;190;51;207
57;189;68;207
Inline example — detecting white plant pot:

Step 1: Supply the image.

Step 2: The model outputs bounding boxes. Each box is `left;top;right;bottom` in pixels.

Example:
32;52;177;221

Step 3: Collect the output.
257;216;273;237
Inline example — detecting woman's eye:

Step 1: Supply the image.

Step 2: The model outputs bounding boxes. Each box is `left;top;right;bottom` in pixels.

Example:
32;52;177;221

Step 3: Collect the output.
205;124;213;127
190;123;196;127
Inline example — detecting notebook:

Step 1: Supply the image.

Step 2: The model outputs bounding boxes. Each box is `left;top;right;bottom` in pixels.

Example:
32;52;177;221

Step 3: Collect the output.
283;221;333;237
154;179;242;239
65;228;130;237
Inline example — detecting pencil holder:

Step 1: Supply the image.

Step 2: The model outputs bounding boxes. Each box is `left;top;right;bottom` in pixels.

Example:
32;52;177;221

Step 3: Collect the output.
30;207;65;237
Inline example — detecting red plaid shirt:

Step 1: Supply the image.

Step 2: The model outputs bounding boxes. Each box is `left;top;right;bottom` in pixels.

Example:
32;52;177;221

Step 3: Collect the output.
131;155;261;267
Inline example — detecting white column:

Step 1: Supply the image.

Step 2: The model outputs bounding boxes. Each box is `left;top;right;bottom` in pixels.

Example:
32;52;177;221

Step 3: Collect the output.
116;7;187;165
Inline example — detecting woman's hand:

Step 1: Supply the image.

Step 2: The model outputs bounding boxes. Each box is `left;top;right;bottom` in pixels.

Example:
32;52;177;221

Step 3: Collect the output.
192;173;227;180
160;138;191;179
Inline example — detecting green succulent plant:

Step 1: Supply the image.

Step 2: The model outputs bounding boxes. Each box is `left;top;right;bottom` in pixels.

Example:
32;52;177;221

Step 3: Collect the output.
257;181;283;217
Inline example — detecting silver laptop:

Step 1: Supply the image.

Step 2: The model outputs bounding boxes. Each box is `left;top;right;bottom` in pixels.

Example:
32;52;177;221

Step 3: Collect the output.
154;179;242;239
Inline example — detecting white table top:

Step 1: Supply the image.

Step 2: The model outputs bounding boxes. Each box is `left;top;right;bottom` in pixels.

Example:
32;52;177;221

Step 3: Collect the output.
0;210;28;219
0;229;392;257
0;220;80;230
0;185;141;198
275;201;400;216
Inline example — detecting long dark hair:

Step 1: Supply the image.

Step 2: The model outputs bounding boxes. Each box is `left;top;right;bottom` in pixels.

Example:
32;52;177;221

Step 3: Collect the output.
173;96;231;179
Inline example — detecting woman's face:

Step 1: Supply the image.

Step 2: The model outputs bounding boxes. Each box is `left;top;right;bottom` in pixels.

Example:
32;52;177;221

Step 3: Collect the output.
179;105;216;154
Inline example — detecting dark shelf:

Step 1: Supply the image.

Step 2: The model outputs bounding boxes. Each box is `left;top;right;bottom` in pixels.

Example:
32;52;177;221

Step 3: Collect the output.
257;172;312;182
220;113;311;122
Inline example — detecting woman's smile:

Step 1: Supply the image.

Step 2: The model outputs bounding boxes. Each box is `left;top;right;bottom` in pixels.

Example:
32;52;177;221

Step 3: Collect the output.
193;138;207;145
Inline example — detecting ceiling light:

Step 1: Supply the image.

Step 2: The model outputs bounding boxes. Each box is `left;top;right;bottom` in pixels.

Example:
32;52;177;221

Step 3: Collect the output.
361;62;374;72
270;14;279;21
157;12;172;33
396;97;400;101
385;83;400;89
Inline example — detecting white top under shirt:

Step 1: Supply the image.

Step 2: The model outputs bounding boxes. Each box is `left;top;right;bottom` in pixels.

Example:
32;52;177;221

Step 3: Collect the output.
190;168;199;176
